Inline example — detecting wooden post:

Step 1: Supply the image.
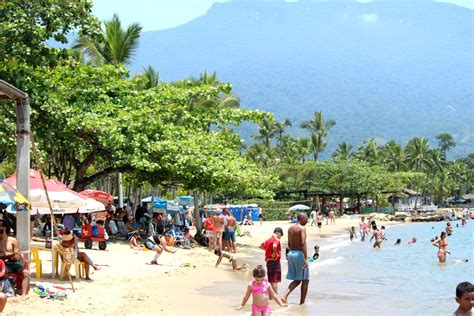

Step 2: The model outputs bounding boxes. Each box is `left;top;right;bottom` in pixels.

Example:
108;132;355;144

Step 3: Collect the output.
117;172;124;208
15;98;30;252
193;190;202;236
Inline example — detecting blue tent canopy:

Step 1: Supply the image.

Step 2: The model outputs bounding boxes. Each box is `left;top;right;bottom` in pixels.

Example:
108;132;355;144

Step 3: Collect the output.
141;196;166;204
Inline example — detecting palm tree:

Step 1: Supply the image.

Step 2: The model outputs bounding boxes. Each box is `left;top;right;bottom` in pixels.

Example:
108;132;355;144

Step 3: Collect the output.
404;137;433;209
332;142;353;160
275;119;292;144
296;138;312;163
300;111;336;161
404;137;432;173
449;161;468;198
252;118;277;147
353;138;380;165
73;14;142;66
134;66;160;89
246;143;274;167
381;141;405;171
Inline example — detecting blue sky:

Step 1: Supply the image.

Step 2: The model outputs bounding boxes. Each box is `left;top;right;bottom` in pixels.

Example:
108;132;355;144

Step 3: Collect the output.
92;0;473;32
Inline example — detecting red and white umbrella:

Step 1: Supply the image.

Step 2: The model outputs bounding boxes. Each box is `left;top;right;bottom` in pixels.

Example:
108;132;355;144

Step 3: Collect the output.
79;189;113;206
4;170;100;214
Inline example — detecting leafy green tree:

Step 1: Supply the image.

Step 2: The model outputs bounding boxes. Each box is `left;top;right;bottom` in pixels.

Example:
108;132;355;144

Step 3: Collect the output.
73;14;142;66
436;132;456;157
300;111;336;161
0;0;100;65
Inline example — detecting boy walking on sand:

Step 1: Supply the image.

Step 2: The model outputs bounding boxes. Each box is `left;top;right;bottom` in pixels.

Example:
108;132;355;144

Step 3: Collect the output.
260;227;283;295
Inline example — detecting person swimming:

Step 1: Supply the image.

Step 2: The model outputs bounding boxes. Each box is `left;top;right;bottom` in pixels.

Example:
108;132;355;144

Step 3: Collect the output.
394;239;401;246
309;245;320;262
408;237;417;244
452;259;469;264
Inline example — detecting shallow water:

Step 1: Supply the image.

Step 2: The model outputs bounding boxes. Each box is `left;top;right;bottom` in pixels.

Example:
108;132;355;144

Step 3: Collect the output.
275;220;474;316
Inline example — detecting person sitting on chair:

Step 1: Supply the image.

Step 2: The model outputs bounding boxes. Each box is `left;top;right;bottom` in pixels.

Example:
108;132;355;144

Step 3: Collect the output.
61;229;100;280
0;222;30;295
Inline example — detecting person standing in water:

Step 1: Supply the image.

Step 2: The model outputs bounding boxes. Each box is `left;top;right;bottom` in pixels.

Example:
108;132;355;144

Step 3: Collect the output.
359;216;369;241
349;226;357;241
432;231;449;263
446;222;453;236
281;213;309;305
370;227;387;248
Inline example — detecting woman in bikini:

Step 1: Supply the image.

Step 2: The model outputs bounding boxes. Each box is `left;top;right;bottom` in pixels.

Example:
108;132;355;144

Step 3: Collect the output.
432;231;449;263
370;227;386;248
236;265;287;315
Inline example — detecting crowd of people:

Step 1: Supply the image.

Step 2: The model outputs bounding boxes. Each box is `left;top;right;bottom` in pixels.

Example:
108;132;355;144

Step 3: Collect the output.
0;201;472;315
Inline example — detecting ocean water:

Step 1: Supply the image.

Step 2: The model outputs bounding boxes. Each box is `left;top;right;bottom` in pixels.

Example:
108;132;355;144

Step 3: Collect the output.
276;220;474;316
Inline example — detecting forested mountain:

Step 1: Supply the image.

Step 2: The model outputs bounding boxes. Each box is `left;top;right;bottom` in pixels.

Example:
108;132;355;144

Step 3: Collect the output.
130;1;473;158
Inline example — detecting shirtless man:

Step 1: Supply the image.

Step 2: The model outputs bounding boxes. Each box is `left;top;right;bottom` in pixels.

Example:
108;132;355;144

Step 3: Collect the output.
281;213;309;305
258;207;264;226
0;222;30;295
213;211;225;250
316;212;324;236
214;249;249;271
359;216;368;241
225;212;237;253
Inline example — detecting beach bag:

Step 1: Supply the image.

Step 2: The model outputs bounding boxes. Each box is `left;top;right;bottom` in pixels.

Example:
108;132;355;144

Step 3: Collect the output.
0;278;16;297
92;225;99;237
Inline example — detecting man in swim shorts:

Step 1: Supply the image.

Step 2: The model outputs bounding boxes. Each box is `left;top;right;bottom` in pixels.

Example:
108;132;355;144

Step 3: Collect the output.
281;213;309;305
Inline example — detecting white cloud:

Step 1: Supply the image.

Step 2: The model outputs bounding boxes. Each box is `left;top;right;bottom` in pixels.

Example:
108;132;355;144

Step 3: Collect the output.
360;13;378;23
357;0;374;3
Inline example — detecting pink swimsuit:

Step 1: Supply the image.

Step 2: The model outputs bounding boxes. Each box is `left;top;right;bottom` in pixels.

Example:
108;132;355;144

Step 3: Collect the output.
251;279;271;314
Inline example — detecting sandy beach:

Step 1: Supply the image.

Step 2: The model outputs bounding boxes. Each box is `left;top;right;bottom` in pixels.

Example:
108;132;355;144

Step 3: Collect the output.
5;217;396;315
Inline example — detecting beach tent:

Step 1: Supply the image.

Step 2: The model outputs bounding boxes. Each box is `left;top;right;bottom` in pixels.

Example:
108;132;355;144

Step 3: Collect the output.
152;200;184;214
4;170;89;214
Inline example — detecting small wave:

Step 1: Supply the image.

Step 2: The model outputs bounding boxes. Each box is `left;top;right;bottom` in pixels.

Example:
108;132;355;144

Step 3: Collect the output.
320;239;352;253
312;256;345;269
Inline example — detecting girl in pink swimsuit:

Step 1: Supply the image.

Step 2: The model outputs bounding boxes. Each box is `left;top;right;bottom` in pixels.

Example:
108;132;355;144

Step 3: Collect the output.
237;265;287;315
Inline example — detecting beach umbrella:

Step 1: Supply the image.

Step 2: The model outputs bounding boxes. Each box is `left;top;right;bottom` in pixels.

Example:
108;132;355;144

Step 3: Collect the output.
289;204;310;211
141;196;166;204
79;189;113;206
0;181;30;211
5;169;87;214
79;198;106;213
0;181;31;212
176;195;202;207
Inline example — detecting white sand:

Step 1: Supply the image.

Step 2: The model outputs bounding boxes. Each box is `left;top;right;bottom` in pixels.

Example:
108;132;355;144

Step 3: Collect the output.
5;217;397;315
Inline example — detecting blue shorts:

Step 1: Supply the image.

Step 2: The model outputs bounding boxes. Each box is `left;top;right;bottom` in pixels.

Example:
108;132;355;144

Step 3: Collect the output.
286;250;309;281
223;228;236;242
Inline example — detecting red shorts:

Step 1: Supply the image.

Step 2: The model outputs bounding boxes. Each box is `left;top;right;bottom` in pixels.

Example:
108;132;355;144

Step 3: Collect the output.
266;261;281;283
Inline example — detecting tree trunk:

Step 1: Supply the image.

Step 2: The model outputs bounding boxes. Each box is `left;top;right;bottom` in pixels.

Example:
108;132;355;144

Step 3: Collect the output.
193;190;202;237
339;194;343;215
